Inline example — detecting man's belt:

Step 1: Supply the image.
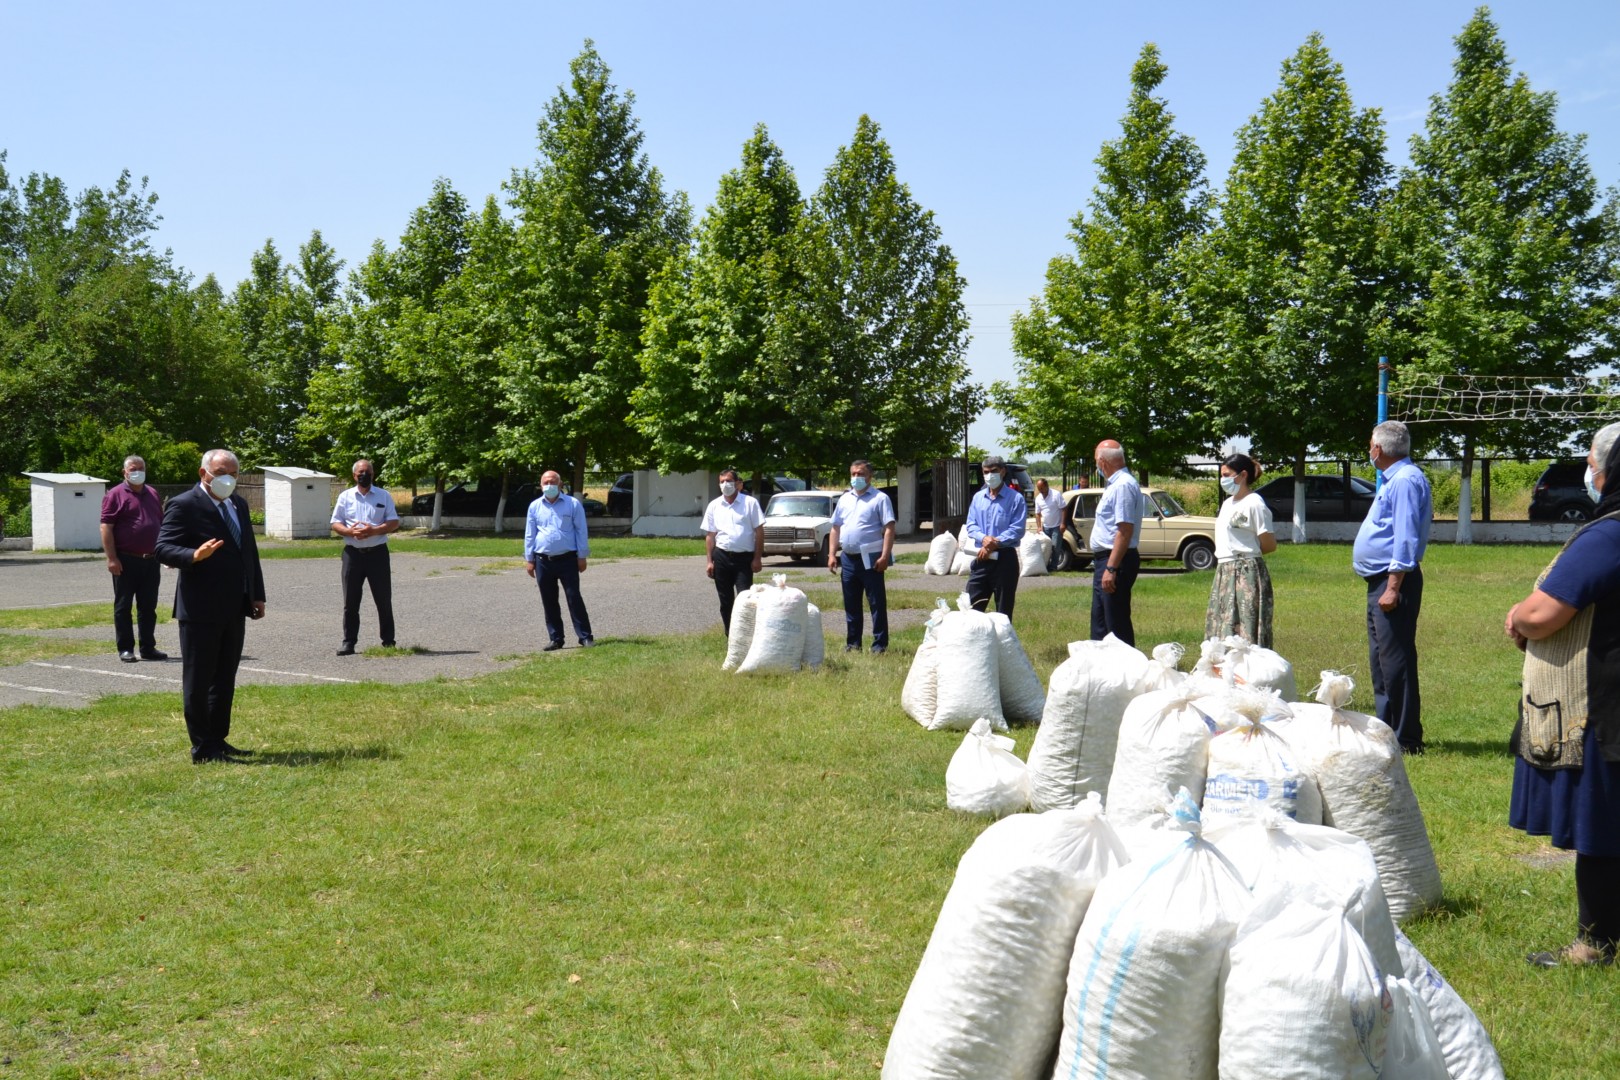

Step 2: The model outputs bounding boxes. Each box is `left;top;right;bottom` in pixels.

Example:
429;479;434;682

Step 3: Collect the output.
117;551;156;559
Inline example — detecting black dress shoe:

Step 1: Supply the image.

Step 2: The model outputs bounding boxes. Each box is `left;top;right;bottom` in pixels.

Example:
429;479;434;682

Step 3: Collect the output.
192;751;227;764
542;641;564;652
219;741;255;756
381;641;396;648
336;644;356;656
139;649;168;661
119;650;138;663
580;638;595;648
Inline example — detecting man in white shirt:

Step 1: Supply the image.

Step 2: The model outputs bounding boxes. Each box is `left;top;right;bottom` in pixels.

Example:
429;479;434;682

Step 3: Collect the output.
701;468;765;635
1034;477;1065;570
330;459;401;655
1088;440;1143;645
827;459;896;654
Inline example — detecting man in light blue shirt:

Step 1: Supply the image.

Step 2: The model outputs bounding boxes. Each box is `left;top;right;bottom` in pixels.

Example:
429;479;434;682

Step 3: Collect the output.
1352;420;1432;753
524;469;594;651
965;455;1027;619
1088;439;1143;644
828;459;897;653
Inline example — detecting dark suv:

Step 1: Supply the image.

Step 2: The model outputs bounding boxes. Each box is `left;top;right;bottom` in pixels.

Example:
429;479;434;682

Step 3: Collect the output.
1528;461;1593;523
411;478;538;517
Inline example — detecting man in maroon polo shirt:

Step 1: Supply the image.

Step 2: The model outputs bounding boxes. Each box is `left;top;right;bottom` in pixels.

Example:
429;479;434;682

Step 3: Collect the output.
99;455;168;663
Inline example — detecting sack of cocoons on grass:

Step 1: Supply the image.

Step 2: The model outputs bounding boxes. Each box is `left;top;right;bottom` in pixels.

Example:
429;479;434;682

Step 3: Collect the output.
1217;881;1391;1080
1017;532;1051;577
1393;929;1505;1080
945;718;1029;818
1194;634;1297;700
1138;641;1186;692
1106;684;1218;828
950;524;975;575
881;796;1129;1080
925;531;958;575
727;576;824;674
1382;975;1450;1080
988;613;1044;725
1026;635;1146;811
1051;789;1252;1080
903;599;1005;732
1275;671;1442;922
1202;686;1323;825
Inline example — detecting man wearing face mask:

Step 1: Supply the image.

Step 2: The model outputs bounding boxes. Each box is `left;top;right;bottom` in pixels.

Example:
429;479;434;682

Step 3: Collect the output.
1352;420;1433;755
524;470;595;651
965;454;1027;619
702;468;765;636
99;454;167;663
828;459;897;653
330;459;401;655
155;449;267;763
1089;440;1142;644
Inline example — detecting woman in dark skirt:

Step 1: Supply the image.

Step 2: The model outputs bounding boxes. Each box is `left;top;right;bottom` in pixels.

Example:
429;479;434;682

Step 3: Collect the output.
1206;453;1277;647
1506;420;1620;968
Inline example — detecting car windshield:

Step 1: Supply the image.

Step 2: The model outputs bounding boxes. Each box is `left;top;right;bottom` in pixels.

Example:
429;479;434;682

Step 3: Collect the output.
1152;491;1188;517
767;495;833;518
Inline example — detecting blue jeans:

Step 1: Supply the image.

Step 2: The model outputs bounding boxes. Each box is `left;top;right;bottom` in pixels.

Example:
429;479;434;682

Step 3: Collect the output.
839;552;888;649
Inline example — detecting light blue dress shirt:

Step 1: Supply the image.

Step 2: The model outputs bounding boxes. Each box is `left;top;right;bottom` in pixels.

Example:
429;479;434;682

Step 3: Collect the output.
524;494;590;562
966;485;1027;550
1352;458;1431;577
1088;469;1142;551
831;488;895;554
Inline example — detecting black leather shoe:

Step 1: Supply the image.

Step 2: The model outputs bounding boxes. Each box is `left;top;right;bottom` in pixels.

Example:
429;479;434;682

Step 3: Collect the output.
870;646;887;656
336;644;356;656
219;741;255;756
580;638;595;648
844;644;861;653
381;641;396;648
140;649;168;661
193;751;227;764
119;650;138;663
543;641;564;652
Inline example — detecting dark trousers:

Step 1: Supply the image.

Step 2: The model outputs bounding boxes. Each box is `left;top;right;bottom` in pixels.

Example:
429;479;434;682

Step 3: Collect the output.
1366;566;1423;749
839;552;889;649
177;616;246;757
111;554;160;653
341;544;395;646
966;549;1020;620
713;548;755;635
538;553;593;645
1090;548;1141;645
1577;854;1620;952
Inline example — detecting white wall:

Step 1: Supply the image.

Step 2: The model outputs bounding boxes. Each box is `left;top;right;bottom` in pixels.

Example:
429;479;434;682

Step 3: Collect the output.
29;480;105;550
631;469;713;537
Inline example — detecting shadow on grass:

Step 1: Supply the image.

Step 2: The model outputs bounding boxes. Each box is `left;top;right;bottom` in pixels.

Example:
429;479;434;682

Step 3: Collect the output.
242;744;399;767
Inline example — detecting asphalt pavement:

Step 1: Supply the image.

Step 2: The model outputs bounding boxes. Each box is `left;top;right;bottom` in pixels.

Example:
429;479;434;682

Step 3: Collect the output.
0;539;1104;710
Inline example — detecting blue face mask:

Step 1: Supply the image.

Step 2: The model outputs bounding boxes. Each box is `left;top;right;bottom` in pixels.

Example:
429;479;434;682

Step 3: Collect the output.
851;475;868;491
543;484;560;500
1586;466;1602;503
1220;476;1239;496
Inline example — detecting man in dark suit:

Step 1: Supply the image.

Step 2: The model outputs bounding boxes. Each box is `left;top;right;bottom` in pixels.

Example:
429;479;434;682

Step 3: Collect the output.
155;449;267;763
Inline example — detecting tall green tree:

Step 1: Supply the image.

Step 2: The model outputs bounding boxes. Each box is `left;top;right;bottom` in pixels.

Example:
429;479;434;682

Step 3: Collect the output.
994;44;1212;472
1188;33;1395;535
805;115;976;469
501;41;690;490
1392;7;1620;538
634;125;822;481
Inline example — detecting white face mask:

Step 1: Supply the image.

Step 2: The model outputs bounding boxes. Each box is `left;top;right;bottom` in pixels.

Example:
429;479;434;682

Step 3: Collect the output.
985;471;1003;489
208;472;237;499
850;475;868;491
543;483;560;500
127;470;146;486
1586;466;1602;503
720;481;737;497
1220;475;1240;495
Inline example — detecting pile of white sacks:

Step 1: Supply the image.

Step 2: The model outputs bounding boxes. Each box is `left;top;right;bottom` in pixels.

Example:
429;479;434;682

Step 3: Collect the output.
886;635;1494;1080
720;575;825;674
925;527;1054;579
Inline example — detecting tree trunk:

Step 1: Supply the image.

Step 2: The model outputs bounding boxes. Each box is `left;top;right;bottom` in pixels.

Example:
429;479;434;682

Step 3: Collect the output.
1456;436;1475;545
1291;450;1308;544
572;438;588;498
494;469;510;535
430;475;444;533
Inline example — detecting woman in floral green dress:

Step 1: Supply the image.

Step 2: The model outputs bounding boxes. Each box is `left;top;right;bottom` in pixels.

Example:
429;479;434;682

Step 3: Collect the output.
1206;454;1277;647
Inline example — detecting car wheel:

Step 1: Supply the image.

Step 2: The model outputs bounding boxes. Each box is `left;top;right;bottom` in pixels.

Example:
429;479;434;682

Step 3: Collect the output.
1181;539;1216;572
1557;503;1593;523
1052;540;1075;573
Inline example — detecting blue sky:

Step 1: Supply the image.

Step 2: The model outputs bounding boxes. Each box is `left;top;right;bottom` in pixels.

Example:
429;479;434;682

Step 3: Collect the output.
6;1;1618;456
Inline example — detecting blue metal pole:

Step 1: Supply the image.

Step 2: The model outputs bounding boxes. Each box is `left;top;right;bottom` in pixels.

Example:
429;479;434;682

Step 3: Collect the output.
1376;356;1390;493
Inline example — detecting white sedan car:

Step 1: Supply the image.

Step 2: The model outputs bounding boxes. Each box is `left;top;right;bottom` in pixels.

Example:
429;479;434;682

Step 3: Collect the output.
762;491;844;563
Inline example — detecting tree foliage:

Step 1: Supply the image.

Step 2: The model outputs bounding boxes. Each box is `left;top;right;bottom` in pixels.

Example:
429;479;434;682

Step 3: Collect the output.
996;44;1212;472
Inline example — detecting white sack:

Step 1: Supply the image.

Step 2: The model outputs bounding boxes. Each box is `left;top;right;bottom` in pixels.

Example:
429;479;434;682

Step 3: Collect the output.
1202;709;1323;826
1383;976;1450;1080
946;718;1030;817
931;609;1005;731
925;532;958;575
1138;642;1186;692
1018;533;1051;577
989;613;1045;725
801;602;824;669
1394;930;1506;1080
1106;686;1217;828
721;586;761;671
949;550;974;576
1052;791;1252;1080
1027;637;1143;811
1194;635;1297;700
1217;884;1391;1080
1205;811;1402;991
1280;672;1443;922
901;605;949;727
736;579;810;674
883;797;1130;1080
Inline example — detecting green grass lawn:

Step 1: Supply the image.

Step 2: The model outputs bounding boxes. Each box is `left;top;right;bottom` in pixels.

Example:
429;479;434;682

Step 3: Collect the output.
1;544;1615;1077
